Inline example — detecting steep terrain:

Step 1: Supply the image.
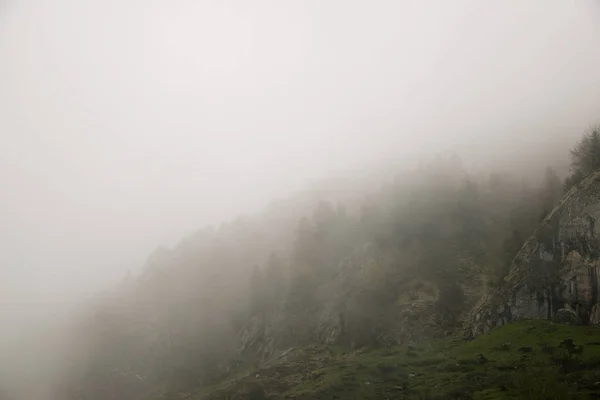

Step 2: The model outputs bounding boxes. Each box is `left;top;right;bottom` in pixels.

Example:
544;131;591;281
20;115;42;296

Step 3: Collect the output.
163;320;600;399
466;171;600;337
49;153;582;400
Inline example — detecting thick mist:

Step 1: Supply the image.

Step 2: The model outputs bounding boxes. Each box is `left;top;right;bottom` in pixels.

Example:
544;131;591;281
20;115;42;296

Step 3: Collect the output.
1;0;600;398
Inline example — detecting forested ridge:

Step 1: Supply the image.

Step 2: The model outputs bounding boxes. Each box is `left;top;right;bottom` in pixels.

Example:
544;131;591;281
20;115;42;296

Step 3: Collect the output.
52;128;600;400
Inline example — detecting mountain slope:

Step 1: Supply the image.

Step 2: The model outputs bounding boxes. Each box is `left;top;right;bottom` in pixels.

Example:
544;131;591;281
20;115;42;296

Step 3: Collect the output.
168;320;600;400
52;156;565;400
466;171;600;337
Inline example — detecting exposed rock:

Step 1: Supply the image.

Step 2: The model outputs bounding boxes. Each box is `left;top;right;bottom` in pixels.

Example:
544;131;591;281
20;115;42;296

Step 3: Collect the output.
236;313;285;361
553;308;581;325
236;244;453;359
465;172;600;337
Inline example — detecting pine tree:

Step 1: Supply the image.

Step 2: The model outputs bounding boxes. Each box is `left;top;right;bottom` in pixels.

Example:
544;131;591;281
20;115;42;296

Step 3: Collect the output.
567;128;600;189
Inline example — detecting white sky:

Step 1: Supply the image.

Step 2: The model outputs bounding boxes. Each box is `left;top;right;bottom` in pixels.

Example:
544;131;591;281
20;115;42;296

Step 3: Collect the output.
1;0;600;312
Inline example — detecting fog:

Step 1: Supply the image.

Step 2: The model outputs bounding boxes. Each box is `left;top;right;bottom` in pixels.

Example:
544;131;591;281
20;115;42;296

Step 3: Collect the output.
1;0;600;398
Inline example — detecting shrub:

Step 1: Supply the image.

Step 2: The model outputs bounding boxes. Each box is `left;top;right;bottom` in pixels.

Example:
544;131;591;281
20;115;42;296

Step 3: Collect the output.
541;344;555;354
497;342;511;351
247;384;266;400
377;363;398;374
518;346;533;353
509;363;582;399
549;339;585;373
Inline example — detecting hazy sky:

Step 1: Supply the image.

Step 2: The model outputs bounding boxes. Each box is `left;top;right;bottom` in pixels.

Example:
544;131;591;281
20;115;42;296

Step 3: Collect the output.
1;0;600;314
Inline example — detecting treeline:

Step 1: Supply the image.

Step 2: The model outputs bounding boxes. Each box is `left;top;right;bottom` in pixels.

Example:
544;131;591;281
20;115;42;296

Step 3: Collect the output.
56;127;598;399
565;127;600;190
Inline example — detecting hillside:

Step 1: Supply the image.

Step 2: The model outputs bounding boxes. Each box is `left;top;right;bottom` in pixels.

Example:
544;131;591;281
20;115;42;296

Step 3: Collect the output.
157;320;600;400
49;130;600;400
466;171;600;337
53;157;560;400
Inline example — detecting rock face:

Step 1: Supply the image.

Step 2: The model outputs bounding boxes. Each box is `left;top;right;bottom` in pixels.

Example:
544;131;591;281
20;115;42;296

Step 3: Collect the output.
466;172;600;337
236;246;451;359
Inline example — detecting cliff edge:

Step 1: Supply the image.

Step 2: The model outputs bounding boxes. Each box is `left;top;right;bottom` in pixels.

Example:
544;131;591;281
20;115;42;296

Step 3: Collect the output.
466;171;600;337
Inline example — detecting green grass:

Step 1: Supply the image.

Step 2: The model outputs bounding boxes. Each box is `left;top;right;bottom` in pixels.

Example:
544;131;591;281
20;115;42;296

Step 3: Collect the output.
155;320;600;399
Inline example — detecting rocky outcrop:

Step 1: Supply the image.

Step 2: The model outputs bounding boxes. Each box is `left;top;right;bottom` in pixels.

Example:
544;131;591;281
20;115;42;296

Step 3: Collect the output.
236;246;454;360
466;172;600;337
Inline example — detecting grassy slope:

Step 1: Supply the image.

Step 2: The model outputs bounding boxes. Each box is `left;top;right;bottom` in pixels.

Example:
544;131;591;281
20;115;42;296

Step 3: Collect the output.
167;321;600;400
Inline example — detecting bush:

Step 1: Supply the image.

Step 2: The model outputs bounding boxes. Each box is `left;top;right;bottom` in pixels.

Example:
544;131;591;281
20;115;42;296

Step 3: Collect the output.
559;339;584;358
541;344;556;354
509;363;582;399
497;342;511;351
247;384;266;400
551;339;585;373
518;346;533;353
377;363;398;374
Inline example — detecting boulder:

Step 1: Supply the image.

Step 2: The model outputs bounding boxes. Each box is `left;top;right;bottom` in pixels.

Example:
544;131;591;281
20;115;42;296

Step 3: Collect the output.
552;308;582;325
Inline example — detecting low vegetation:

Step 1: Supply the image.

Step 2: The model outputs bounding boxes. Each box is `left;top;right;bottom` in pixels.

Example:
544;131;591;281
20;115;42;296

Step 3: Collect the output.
190;320;600;400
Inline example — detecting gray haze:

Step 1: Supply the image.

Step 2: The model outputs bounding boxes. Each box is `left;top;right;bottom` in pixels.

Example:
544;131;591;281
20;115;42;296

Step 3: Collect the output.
0;0;600;396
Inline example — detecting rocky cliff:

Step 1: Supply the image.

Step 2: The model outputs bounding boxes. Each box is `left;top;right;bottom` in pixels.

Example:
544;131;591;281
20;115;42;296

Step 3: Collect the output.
236;245;473;362
466;171;600;337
